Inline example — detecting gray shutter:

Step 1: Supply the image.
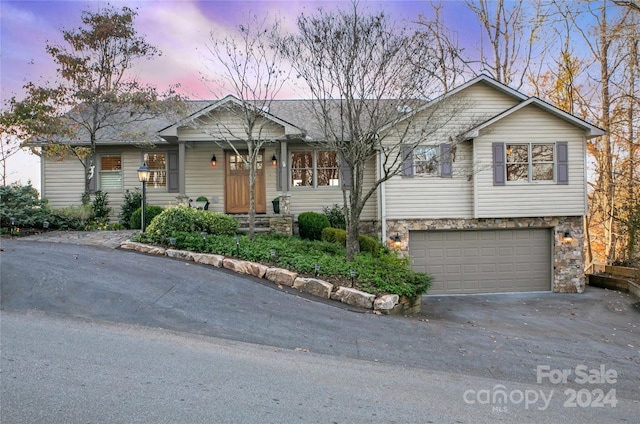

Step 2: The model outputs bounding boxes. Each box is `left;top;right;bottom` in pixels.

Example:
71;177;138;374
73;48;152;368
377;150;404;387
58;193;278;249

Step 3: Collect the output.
340;153;352;189
167;150;179;193
401;146;413;177
557;142;569;185
440;143;452;178
86;156;97;193
492;143;505;186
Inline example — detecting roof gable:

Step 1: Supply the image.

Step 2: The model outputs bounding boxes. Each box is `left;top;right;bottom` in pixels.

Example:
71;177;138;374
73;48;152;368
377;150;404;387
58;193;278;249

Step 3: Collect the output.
461;97;605;140
159;94;306;138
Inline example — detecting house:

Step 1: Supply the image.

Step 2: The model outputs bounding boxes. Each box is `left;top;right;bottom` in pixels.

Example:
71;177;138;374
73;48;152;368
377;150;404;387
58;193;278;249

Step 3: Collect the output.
40;75;604;295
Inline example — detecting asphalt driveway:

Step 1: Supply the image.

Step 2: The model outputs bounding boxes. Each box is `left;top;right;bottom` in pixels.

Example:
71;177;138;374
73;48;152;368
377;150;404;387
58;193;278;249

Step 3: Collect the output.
1;236;639;404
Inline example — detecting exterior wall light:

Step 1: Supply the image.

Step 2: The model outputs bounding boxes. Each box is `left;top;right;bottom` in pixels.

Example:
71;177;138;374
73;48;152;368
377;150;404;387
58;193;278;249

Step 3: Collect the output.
271;154;277;166
563;231;573;243
137;163;150;233
211;154;217;167
392;233;402;249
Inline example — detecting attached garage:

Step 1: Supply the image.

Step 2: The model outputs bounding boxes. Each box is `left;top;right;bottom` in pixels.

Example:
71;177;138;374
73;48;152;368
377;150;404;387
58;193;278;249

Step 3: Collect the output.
410;229;552;295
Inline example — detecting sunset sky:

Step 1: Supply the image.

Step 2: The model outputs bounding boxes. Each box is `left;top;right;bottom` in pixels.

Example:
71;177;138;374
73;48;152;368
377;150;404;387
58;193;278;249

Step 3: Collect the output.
0;0;485;189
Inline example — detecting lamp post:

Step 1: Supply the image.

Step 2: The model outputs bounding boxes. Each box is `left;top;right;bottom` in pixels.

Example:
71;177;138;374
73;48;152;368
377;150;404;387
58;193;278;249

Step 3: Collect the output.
137;163;150;232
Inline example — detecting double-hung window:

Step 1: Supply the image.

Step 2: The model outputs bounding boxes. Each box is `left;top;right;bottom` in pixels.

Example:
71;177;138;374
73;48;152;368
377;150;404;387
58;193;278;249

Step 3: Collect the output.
414;146;440;176
144;152;167;189
506;143;555;182
99;155;122;191
291;150;339;188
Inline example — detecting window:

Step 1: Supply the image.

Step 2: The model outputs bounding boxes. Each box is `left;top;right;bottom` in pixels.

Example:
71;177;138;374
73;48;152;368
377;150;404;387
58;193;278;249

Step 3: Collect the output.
99;155;122;191
229;153;263;171
144;152;167;189
506;143;554;182
414;146;439;176
291;150;339;187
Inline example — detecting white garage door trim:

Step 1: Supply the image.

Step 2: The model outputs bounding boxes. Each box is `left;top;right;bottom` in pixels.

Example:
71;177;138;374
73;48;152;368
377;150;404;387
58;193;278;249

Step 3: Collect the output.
409;228;552;295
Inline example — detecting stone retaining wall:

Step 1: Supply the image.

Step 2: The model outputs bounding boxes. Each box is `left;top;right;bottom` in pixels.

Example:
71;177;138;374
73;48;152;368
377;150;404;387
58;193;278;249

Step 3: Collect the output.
120;241;419;315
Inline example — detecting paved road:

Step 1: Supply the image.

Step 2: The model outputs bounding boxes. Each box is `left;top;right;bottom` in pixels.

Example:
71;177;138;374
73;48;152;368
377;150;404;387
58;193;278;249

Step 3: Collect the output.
1;236;639;422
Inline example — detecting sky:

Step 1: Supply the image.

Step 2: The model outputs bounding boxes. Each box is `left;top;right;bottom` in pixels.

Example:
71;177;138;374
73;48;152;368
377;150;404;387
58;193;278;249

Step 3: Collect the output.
0;0;481;191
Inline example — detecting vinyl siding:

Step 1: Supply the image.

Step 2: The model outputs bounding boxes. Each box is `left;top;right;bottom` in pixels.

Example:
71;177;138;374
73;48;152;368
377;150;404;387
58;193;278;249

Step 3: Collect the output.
384;81;520;220
42;155;86;209
474;105;587;217
177;110;285;141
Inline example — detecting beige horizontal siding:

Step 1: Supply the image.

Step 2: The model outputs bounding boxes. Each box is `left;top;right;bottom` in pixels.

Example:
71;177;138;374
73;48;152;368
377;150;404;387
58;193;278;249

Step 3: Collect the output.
42;155;85;209
383;80;519;220
474;105;586;217
385;141;474;219
177;110;285;141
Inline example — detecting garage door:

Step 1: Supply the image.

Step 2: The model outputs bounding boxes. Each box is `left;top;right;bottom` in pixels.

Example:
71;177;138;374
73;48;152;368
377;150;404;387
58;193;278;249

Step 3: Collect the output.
409;229;551;295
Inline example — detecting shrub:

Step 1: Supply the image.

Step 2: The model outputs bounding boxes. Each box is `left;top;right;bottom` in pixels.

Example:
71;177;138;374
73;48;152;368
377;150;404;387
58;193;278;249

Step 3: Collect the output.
322;204;346;229
118;189;142;229
322;227;381;256
358;234;381;257
90;190;111;223
50;204;93;230
0;183;52;228
298;211;330;241
130;205;164;230
144;206;239;243
321;227;347;245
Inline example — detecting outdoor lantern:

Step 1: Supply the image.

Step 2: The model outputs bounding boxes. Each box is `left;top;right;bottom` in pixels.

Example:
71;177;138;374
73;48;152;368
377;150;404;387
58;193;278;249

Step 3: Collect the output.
10;217;16;226
43;221;50;230
563;231;573;243
211;154;217;167
271;154;277;166
137;163;150;233
350;269;356;287
315;263;321;277
392;233;402;249
201;231;208;241
169;237;177;246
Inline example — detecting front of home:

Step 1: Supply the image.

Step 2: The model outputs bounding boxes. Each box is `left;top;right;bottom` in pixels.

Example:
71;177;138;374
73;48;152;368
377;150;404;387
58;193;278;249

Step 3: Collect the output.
41;75;603;295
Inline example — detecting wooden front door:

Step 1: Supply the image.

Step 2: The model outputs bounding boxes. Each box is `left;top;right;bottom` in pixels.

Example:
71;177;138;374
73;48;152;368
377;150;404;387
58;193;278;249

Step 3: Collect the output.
225;151;266;213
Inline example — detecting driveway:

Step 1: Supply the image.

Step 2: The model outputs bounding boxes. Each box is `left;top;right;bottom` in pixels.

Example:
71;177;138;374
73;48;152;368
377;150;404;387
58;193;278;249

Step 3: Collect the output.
2;236;639;409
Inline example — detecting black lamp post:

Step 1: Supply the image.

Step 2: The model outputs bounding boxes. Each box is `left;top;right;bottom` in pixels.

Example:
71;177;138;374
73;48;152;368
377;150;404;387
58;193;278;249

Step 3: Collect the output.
137;163;150;232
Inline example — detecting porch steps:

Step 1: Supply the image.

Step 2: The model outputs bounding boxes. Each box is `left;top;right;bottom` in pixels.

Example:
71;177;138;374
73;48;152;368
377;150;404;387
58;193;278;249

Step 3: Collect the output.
233;215;275;234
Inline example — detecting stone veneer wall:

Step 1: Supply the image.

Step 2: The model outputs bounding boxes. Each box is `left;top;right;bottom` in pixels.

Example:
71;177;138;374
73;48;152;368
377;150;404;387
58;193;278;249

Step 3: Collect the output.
385;216;585;293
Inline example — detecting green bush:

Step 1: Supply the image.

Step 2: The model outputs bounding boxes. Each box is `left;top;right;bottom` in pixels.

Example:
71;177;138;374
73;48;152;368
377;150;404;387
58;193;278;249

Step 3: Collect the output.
322;204;346;229
130;205;164;230
144;206;239;243
298;211;330;241
321;227;347;244
321;227;381;256
90;190;111;223
118;189;142;229
358;234;380;257
0;183;52;229
50;204;93;230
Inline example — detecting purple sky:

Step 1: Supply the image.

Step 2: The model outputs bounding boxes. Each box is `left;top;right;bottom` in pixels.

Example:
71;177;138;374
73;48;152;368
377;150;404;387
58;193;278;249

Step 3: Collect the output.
0;0;479;188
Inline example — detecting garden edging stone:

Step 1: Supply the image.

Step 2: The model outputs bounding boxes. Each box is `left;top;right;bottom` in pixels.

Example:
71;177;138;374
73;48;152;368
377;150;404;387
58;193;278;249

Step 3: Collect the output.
119;240;420;314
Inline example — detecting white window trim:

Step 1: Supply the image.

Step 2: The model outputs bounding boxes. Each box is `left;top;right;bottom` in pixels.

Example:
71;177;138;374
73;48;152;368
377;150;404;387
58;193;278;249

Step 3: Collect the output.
413;145;440;177
143;151;169;191
289;149;340;189
98;154;123;192
505;142;556;184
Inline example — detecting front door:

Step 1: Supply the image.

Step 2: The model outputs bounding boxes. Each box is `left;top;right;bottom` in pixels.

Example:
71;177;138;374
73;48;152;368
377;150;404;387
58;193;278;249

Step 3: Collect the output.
225;151;266;213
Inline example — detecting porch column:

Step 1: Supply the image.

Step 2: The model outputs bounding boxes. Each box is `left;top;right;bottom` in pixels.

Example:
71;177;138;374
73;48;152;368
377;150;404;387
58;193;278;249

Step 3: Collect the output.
179;141;186;195
279;140;287;195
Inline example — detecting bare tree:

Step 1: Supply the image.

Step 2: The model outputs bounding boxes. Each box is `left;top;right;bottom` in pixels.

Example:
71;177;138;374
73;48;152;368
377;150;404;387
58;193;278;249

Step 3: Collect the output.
190;16;289;240
278;2;468;260
465;0;545;89
415;2;473;92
